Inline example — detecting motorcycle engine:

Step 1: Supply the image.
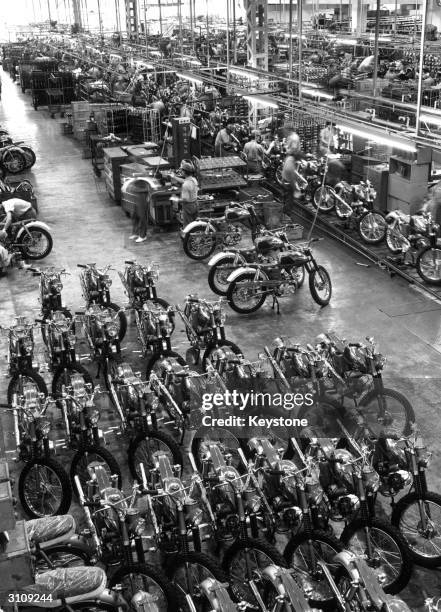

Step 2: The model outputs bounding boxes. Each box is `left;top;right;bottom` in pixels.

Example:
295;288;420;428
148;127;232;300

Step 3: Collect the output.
224;225;242;247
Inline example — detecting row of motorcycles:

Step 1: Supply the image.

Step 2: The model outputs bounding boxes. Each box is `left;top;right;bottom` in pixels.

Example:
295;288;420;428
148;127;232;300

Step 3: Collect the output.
180;199;333;313
0;256;432;611
0;123;36;175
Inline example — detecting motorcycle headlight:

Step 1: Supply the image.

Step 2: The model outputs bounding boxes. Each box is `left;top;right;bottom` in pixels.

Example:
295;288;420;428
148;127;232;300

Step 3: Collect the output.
363;467;380;493
23;339;33;352
51;280;63;292
374;353;386;370
338;494;360;516
416;441;432;468
89;409;100;426
106;324;118;338
214;310;226;325
38;419;51;437
147;270;159;283
67;333;77;346
101;275;112;287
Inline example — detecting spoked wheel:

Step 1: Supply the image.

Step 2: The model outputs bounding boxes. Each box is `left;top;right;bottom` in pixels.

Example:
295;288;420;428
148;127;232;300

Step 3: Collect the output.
168;551;228;612
1;149;26;173
283;530;344;609
145;350;186;379
109;563;182;612
208;255;243;296
313;186;336;213
358;211;387;245
7;369;48;404
52;364;93;397
20;146;36;169
340;518;412;594
191;427;242;472
297;396;347;440
128;430;183;481
309;266;332;306
386;229;404;255
391;492;441;568
183;227;217;260
18;227;53;259
223;538;287;606
416;246;441;285
202;340;243;371
70;446;122;497
34;544;94;574
19;458;72;518
358;387;415;437
227;271;268;314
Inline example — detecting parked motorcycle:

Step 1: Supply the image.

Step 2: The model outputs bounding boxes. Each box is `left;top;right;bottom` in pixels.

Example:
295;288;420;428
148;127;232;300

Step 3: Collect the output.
80;304;123;384
385;210;441;285
1;316;48;403
8;385;72;518
226;239;331;313
30;266;72;322
182;201;264;261
119;260;172;314
1;217;53;260
78;263;127;341
0;136;36;170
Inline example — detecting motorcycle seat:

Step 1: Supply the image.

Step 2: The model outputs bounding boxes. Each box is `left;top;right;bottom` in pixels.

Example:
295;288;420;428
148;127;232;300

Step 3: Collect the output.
26;515;76;543
21;567;107;605
225;209;248;221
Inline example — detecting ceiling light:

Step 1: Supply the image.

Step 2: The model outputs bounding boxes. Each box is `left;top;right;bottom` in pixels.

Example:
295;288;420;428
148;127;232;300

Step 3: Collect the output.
242;94;279;109
301;88;334;100
336;38;358;45
336;123;417;152
229;67;259;80
419;113;441;127
176;72;203;85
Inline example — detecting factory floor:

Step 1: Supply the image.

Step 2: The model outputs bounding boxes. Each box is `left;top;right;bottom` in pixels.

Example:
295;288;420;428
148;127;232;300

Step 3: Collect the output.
1;70;441;608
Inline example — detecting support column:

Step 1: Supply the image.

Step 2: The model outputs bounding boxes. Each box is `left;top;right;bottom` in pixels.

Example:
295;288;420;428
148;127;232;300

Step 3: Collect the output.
72;0;83;29
125;0;139;41
245;0;268;71
351;0;366;34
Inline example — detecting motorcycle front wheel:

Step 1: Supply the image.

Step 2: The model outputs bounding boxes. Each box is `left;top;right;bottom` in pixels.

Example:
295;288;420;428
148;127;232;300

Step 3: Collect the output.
109;563;183;612
208;254;245;296
358;387;415;437
227;271;268;314
19;457;72;518
183;227;217;260
340;517;412;594
19;145;36;169
358;211;387;245
167;551;228;612
70;446;122;497
51;363;93;397
391;491;441;568
312;185;336;213
386;229;403;255
17;227;53;260
7;368;48;404
416;246;441;285
191;427;242;472
1;149;26;174
128;430;183;482
309;266;332;306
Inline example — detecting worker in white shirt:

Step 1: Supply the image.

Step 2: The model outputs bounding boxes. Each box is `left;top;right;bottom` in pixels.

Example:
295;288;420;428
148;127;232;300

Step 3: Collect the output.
319;121;338;156
243;130;265;174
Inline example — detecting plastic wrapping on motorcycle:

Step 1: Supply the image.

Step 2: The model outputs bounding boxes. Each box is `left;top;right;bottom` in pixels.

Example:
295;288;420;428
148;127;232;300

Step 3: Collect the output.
25;515;76;542
385;596;412;611
22;567;107;598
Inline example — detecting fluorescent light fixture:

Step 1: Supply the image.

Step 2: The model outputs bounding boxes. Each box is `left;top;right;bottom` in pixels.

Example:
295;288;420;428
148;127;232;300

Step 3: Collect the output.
420;113;441;127
301;88;334;100
336;38;358;45
336;123;417;152
229;67;259;80
176;72;203;85
242;94;279;109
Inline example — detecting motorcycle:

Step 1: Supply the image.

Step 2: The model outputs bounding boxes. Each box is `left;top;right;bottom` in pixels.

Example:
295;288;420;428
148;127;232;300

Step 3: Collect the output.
207;226;299;296
176;294;243;369
8;385;72;518
0;135;36;171
119;260;172;314
385;210;441;285
30;266;72;323
0;176;35;198
78;263;127;341
182;201;264;261
1;217;53;261
74;466;182;611
226;238;331;313
1;316;48;404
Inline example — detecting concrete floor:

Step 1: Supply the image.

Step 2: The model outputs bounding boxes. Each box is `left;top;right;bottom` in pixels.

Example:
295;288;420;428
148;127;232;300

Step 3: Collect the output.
1;70;441;608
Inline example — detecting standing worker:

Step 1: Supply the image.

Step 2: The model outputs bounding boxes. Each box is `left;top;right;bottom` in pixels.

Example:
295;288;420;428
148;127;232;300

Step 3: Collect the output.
281;132;303;209
319;121;338;156
174;159;199;227
243;130;265;173
214;119;235;157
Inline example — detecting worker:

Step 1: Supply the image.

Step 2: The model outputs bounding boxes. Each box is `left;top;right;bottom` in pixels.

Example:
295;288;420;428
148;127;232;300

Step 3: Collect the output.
214;119;235;157
174;159;199;227
0;198;37;240
243;130;265;174
281;132;303;209
319;121;338;156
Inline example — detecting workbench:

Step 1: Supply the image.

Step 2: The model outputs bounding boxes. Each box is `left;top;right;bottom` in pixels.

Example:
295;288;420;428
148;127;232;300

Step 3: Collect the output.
197;156;248;192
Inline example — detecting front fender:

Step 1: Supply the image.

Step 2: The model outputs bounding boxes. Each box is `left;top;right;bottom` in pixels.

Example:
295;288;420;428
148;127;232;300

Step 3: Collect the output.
181;221;216;236
333;551;385;608
16;221;51;239
208;251;240;267
227;266;267;283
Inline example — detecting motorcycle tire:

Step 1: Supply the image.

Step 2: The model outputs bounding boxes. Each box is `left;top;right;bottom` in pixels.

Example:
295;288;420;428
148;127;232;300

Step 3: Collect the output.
202;340;243;371
19;146;36;169
7;368;48;405
128;429;183;482
19;457;72;519
109;563;184;611
296;395;347;442
167;551;228;610
223;537;287;605
34;543;94;574
17;227;53;260
183;226;217;261
391;491;441;568
70;446;122;497
334;566;381;611
309;266;332;306
357;210;387;245
275;166;284;187
312;185;336;213
51;363;93;397
1;149;26;174
144;296;175;332
283;529;344;609
340;517;412;595
226;270;268;314
191;427;242;472
416;246;441;286
208;254;245;296
386;229;403;255
107;301;127;343
145;349;186;379
358;387;415;437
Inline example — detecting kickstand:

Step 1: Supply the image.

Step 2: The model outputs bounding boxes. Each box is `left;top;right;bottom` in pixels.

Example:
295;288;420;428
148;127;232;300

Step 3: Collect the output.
271;294;281;315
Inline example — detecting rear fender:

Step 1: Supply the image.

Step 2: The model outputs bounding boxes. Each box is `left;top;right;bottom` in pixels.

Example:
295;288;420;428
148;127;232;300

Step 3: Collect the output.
181;221;216;236
208;251;244;268
227;266;268;283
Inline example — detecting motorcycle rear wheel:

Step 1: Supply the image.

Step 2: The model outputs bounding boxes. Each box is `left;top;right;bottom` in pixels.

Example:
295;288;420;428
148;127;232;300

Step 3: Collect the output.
416;246;441;285
7;368;48;405
227;271;268;314
128;429;183;481
18;227;53;260
19;146;36;169
202;339;243;371
145;349;186;379
19;457;72;518
358;211;387;245
208;254;245;295
358;387;415;437
51;363;93;397
70;446;122;497
1;149;26;174
313;186;336;213
309;266;332;306
183;227;217;260
191;427;242;472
